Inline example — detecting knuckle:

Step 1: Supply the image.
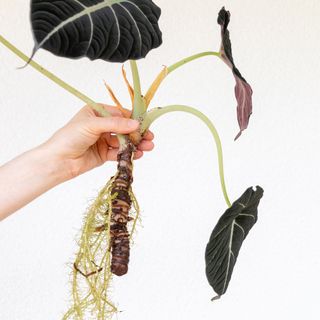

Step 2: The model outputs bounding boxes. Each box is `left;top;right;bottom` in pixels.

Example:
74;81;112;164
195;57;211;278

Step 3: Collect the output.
109;117;123;130
113;116;122;127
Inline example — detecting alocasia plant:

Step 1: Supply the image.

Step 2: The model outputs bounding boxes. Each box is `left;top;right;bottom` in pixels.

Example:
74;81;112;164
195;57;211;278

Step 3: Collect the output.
0;2;263;319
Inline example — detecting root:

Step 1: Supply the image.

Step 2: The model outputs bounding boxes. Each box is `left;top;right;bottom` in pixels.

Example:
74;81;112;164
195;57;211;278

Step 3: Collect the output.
63;175;140;320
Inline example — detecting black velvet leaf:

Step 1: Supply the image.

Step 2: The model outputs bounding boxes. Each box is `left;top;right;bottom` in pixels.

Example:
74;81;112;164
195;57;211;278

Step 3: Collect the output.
30;0;162;63
205;186;264;299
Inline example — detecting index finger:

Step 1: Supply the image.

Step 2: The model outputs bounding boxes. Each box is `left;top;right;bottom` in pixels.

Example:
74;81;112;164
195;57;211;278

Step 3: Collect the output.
93;104;123;117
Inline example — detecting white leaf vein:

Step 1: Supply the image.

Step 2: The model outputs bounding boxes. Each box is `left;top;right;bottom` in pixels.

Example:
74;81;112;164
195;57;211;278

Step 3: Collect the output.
238;213;256;221
222;221;235;294
124;0;154;30
36;0;127;51
118;3;142;53
109;6;121;54
234;222;245;237
72;0;94;54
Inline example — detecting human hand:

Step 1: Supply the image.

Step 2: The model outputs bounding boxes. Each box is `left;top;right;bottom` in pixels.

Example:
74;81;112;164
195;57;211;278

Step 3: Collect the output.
41;104;154;179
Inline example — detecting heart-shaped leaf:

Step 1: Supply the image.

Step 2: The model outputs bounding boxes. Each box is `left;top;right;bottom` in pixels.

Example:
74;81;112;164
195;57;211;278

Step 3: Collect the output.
30;0;162;63
205;186;264;299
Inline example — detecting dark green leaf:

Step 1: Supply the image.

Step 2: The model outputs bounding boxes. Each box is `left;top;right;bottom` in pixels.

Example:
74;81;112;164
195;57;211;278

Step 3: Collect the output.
205;186;264;299
30;0;162;63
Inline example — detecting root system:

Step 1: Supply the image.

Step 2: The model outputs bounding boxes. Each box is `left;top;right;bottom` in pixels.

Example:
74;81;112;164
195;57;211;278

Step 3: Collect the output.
63;170;140;320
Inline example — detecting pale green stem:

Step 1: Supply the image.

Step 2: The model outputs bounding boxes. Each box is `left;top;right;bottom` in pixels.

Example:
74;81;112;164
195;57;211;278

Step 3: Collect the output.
0;34;130;143
130;60;146;119
167;51;221;74
144;51;221;108
0;35;110;117
142;105;231;207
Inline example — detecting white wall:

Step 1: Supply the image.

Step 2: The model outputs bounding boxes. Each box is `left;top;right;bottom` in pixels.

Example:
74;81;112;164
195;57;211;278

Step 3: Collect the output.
1;0;320;319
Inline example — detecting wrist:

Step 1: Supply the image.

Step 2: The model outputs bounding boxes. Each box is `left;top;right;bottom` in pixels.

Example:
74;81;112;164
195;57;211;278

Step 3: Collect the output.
33;143;72;185
0;144;72;220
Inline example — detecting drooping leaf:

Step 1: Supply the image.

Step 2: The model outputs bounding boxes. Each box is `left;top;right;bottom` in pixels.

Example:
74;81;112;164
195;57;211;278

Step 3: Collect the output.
30;0;162;63
217;7;253;140
205;186;264;299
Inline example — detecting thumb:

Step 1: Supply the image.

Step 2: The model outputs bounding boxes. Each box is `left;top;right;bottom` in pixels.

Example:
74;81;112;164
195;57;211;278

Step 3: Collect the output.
87;116;139;135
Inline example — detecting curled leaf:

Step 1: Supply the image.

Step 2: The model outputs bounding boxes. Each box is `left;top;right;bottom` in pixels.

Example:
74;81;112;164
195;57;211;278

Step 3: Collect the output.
205;186;264;299
144;66;168;108
30;0;162;63
217;7;253;140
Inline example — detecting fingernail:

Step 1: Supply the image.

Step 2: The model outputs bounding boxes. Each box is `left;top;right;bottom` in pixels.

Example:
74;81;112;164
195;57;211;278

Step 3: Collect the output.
127;119;139;129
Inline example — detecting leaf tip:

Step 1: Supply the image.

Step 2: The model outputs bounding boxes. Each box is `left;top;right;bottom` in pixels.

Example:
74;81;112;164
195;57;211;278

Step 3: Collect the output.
234;130;242;141
254;185;264;197
217;7;230;28
211;295;221;302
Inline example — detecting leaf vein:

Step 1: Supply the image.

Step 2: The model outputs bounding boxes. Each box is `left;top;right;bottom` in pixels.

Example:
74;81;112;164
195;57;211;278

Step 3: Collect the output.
222;221;235;294
118;3;142;54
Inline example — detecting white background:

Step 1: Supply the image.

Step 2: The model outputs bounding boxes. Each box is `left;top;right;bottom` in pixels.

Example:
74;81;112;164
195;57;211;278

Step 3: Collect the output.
1;0;320;319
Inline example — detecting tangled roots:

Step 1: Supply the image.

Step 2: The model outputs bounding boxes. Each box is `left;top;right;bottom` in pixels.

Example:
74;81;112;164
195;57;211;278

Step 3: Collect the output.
63;177;140;320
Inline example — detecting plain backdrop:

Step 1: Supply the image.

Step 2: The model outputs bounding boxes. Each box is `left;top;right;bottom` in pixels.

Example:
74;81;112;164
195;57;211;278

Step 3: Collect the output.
1;0;320;319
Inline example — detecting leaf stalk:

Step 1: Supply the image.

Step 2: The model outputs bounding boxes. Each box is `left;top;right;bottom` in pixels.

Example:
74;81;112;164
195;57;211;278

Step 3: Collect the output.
0;34;110;117
167;51;221;74
143;105;231;207
0;34;130;145
144;51;221;107
130;60;146;119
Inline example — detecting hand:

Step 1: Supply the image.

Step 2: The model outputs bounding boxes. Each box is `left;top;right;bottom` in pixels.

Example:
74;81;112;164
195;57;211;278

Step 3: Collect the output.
42;104;154;179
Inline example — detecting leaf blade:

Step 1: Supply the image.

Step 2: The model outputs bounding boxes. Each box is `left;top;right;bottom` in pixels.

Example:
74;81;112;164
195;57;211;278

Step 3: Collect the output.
30;0;162;63
217;7;253;140
205;186;264;298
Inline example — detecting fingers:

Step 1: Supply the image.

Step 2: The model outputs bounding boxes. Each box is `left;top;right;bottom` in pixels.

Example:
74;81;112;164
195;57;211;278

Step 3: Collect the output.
143;130;154;141
76;104;134;122
105;130;155;149
72;104;122;121
104;130;154;162
105;134;119;148
106;137;154;152
88;104;123;117
137;130;155;151
137;140;154;152
90;104;132;118
78;104;155;139
134;150;144;160
88;117;139;135
98;104;123;117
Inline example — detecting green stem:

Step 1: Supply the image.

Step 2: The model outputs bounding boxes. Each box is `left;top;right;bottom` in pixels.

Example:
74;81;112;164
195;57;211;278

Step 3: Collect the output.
144;51;221;108
167;51;221;74
130;60;146;119
0;34;111;118
142;105;231;207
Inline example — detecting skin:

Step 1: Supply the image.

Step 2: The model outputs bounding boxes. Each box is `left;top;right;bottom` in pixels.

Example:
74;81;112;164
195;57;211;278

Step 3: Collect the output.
0;104;154;221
